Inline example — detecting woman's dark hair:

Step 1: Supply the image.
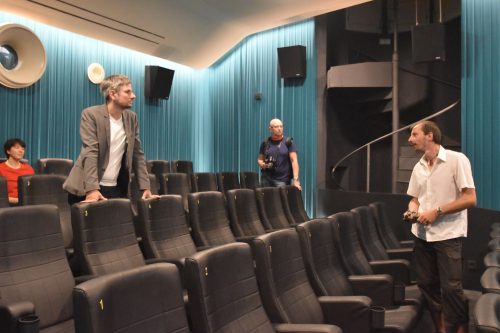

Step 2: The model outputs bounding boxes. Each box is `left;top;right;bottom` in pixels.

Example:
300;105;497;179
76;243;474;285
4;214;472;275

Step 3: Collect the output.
4;138;26;157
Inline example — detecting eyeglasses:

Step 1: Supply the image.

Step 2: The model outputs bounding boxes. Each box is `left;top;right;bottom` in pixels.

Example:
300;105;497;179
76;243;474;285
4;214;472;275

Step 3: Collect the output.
270;125;283;128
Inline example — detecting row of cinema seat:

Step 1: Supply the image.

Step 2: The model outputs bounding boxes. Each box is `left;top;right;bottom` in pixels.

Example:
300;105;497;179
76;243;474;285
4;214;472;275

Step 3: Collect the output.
473;222;500;333
1;199;423;333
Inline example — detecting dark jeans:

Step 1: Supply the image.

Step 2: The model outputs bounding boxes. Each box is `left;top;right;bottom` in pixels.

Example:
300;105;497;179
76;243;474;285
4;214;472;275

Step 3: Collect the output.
260;172;290;187
67;185;125;205
414;237;468;330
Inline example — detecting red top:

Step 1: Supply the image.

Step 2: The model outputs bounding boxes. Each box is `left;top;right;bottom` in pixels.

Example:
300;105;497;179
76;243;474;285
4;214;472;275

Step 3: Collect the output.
0;162;35;199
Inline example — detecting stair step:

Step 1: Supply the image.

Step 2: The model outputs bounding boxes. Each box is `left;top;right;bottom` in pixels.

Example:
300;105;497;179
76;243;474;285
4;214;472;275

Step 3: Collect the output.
397;170;412;182
399;145;421;157
396;182;409;194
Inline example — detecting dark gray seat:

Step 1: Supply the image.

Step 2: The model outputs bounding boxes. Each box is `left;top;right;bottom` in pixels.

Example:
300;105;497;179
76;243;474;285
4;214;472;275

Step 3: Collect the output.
481;267;500;294
329;212;422;307
0;205;74;333
226;188;267;237
350;206;413;266
216;171;241;192
473;293;500;333
146;160;170;193
240;171;260;189
36;158;74;176
251;228;353;332
185;242;342;333
159;172;191;211
191;172;218;192
297;218;422;333
170;160;193;191
187;191;236;247
0;176;9;208
74;263;189;333
485;251;500;268
128;173;158;216
18;174;72;250
255;187;292;230
71;199;145;276
280;185;310;224
136;195;197;269
369;202;414;249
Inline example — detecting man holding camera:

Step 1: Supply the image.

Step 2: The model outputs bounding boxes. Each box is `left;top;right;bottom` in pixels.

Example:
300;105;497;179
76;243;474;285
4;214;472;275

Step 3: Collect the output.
257;118;301;190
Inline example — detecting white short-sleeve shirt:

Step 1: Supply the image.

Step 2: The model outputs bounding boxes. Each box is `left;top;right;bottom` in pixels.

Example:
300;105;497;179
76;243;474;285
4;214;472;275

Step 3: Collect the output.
407;146;475;242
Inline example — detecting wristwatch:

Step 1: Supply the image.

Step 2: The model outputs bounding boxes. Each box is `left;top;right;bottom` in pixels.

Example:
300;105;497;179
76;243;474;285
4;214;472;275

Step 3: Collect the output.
436;206;443;216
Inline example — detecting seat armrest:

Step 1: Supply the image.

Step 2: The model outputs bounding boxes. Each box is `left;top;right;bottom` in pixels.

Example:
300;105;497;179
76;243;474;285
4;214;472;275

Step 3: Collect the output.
0;301;35;333
273;323;342;333
480;267;500;294
236;236;256;245
369;259;411;285
386;248;413;263
399;240;414;247
348;274;394;307
318;295;372;333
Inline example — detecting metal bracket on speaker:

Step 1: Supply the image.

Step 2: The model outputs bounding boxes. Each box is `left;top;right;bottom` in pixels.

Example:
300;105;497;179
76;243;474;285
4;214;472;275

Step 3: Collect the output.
0;23;47;89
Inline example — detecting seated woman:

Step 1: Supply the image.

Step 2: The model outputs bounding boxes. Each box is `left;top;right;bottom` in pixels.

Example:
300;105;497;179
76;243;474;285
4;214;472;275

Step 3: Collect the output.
0;138;35;204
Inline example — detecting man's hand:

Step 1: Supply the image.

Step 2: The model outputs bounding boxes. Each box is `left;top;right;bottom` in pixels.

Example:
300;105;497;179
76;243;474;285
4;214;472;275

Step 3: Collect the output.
8;197;18;204
417;208;439;225
83;190;107;203
403;210;418;223
142;189;160;199
292;179;302;191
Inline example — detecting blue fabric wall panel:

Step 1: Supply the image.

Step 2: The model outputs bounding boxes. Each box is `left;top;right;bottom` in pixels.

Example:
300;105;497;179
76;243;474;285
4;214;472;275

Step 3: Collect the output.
462;0;500;210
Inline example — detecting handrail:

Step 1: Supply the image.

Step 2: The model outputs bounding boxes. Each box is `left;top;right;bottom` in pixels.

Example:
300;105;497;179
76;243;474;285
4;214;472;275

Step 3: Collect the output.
331;99;460;190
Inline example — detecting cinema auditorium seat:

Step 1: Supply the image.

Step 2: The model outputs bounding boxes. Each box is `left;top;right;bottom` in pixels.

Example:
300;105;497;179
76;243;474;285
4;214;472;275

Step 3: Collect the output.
36;158;73;176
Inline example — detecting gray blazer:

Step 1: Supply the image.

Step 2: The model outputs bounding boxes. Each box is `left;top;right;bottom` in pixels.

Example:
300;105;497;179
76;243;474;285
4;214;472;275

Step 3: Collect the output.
63;105;150;196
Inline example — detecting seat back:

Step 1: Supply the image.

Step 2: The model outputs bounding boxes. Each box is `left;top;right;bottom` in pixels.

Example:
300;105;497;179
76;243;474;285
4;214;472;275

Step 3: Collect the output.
136;195;196;260
216;172;241;192
369;202;402;249
185;243;275;333
280;185;310;224
74;263;189;333
146;160;170;193
226;189;267;237
296;218;353;297
191;172;218;192
255;187;291;230
18;174;72;248
252;229;325;324
71;199;145;276
36;158;73;176
351;206;389;261
170;160;193;190
0;176;8;208
329;211;374;276
188;191;236;247
473;293;500;333
159;173;191;211
240;171;260;189
0;205;74;329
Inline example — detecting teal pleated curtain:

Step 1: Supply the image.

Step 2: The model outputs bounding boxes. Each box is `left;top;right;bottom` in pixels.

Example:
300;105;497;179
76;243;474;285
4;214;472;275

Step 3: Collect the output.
207;20;317;215
462;0;500;210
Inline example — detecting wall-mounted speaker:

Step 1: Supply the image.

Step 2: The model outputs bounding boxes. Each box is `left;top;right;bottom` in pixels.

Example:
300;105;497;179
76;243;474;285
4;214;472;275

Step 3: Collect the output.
0;23;47;89
277;45;306;79
144;65;175;99
411;23;446;63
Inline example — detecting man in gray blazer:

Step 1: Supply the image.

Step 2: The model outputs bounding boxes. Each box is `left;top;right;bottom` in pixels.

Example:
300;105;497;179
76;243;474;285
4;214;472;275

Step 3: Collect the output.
64;74;157;203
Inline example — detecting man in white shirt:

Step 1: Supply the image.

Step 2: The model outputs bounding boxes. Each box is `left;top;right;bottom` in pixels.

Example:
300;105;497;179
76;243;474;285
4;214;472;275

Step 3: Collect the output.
64;74;157;203
405;121;476;333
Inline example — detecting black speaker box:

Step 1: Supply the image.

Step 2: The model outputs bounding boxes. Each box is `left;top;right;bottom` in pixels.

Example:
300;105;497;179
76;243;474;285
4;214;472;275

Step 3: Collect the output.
144;65;175;99
411;23;446;63
277;45;306;79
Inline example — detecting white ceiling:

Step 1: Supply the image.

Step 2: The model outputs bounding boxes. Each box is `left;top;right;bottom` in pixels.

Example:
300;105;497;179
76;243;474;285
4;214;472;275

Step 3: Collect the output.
0;0;371;68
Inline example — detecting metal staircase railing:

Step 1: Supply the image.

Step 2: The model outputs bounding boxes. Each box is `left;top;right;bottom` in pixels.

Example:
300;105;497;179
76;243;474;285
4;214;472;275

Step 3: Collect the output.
330;99;460;192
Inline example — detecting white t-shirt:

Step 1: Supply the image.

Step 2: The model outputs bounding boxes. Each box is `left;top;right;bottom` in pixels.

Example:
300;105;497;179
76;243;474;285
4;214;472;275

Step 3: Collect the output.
407;146;475;242
100;116;127;186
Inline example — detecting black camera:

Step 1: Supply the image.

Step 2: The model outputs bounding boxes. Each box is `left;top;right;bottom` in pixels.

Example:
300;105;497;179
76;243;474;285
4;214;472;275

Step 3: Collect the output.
264;155;276;170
